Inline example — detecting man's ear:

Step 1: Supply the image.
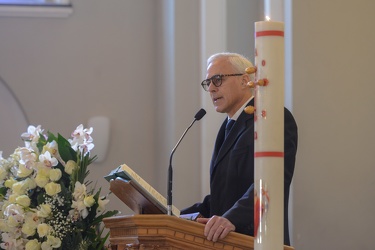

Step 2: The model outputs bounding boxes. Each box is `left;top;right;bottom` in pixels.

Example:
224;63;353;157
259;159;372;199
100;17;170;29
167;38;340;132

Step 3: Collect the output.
241;74;250;87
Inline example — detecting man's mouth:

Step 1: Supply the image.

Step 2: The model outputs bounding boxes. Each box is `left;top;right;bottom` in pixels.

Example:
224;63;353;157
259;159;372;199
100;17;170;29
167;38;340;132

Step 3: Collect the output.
213;97;222;102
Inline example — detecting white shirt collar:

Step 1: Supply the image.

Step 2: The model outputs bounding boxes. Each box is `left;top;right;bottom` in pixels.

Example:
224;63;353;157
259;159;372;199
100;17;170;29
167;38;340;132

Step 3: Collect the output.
228;96;254;121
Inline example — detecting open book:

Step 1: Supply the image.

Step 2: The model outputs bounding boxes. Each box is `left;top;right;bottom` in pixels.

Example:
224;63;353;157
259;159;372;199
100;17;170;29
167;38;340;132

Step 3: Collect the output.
105;164;181;216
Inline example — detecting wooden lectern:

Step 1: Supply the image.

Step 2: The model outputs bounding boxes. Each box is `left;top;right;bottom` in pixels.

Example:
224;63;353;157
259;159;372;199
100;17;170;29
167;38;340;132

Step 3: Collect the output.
103;214;294;250
104;176;294;250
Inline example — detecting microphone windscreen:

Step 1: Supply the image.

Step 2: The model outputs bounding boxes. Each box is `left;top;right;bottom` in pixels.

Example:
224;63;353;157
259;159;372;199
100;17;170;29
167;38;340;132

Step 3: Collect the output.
194;108;206;121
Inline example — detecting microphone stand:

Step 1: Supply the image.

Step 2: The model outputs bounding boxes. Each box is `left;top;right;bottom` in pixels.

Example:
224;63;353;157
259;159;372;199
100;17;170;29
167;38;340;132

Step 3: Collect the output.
167;118;197;215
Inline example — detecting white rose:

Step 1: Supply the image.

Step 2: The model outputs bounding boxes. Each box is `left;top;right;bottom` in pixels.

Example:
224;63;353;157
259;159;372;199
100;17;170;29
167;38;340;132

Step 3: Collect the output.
11;181;27;194
22;221;36;236
35;174;49;188
44;182;61;196
4;177;17;188
49;169;62;182
64;160;77;175
83;195;95;207
17;164;33;178
24;177;37;189
8;194;18;203
37;204;51;218
46;235;61;248
16;195;31;207
37;223;50;237
25;239;41;250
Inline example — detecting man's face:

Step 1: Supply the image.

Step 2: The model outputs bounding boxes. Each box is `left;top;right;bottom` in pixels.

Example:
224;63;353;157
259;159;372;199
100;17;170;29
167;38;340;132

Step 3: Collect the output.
206;58;249;117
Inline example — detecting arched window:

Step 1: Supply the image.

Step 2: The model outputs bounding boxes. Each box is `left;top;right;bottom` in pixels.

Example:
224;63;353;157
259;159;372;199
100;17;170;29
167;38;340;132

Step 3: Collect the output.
0;0;72;17
0;0;70;5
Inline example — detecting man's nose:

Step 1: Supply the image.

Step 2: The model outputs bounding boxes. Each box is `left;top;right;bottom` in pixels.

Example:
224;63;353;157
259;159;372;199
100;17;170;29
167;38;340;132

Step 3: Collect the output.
208;81;217;92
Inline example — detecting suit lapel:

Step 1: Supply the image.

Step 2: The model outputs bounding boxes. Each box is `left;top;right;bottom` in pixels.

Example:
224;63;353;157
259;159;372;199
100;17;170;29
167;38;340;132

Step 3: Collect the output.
214;116;247;165
210;100;255;175
210;120;226;175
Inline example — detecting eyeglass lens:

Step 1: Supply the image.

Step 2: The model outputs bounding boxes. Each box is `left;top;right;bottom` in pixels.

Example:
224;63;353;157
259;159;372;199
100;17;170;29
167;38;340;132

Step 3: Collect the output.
201;74;243;91
202;75;222;90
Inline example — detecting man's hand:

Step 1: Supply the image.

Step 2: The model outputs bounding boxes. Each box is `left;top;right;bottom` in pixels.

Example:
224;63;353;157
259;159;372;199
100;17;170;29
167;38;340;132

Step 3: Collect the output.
197;215;235;242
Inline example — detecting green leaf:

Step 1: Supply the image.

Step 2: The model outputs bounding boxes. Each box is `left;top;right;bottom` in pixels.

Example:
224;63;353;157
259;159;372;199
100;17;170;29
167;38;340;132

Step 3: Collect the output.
47;131;58;143
36;189;46;205
0;187;8;198
36;132;48;153
90;210;119;226
57;133;77;162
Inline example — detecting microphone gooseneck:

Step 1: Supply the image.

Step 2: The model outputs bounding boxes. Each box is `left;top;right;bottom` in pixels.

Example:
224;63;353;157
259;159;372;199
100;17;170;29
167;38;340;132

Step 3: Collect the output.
167;108;206;215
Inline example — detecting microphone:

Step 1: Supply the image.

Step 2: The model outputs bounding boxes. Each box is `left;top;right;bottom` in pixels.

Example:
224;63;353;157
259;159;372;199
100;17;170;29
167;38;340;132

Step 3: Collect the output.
167;108;206;215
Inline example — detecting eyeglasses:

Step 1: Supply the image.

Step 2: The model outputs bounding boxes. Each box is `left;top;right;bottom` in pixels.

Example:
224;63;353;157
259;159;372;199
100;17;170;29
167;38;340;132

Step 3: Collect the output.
201;73;243;91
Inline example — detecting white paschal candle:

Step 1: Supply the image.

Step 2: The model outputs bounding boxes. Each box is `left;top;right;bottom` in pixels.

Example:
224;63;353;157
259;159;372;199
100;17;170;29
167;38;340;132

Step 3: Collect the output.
254;20;284;250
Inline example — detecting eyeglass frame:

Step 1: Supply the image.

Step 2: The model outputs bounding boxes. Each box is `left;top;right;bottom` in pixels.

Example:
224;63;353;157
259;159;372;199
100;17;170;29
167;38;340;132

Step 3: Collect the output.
201;73;244;91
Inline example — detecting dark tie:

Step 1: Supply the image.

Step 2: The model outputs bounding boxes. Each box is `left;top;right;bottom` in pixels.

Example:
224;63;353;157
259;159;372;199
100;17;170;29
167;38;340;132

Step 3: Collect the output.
225;119;235;139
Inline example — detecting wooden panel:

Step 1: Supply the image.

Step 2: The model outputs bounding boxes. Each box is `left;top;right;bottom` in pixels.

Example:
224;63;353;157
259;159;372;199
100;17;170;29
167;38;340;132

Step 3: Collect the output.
104;215;294;250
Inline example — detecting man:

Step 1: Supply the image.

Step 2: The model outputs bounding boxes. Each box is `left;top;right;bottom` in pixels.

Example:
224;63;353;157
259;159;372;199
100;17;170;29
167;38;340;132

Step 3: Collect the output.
181;52;298;245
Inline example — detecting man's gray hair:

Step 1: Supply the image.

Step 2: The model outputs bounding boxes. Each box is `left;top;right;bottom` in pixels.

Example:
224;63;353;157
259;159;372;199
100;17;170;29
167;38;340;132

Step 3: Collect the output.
207;52;254;81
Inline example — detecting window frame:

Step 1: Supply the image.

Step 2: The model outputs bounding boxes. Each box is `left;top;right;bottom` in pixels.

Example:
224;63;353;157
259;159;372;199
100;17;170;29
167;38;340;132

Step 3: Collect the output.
0;0;72;18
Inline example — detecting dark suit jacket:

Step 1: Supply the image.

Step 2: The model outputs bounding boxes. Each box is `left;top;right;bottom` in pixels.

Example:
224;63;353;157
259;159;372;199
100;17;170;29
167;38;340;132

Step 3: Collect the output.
181;99;298;245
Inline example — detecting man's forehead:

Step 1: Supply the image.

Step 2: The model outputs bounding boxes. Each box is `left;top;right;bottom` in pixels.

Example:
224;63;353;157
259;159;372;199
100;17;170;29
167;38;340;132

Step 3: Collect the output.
207;59;231;74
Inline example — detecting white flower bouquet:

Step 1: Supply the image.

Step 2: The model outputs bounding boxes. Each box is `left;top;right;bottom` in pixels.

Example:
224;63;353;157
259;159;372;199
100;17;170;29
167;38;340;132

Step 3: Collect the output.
0;125;118;250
